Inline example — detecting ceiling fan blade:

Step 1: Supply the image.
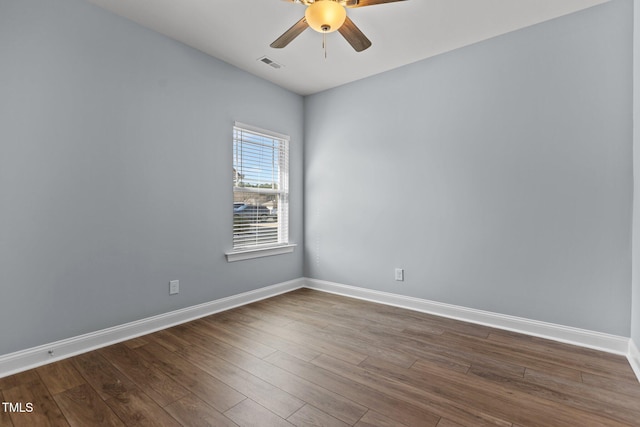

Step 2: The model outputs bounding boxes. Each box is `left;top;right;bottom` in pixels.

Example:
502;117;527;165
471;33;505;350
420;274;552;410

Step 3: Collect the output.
270;17;309;48
346;0;407;7
338;17;372;52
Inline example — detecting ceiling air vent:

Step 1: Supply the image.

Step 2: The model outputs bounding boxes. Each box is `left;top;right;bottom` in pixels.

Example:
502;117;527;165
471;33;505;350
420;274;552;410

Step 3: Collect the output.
258;56;283;69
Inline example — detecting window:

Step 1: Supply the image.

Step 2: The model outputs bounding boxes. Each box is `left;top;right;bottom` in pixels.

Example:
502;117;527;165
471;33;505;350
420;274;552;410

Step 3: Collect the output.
227;122;294;261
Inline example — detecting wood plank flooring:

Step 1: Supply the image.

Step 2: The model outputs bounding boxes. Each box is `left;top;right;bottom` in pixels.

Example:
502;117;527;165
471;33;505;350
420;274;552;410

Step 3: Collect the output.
1;288;639;426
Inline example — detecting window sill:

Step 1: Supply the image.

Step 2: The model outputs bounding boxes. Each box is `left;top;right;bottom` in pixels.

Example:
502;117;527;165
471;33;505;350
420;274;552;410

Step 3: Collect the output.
225;244;297;262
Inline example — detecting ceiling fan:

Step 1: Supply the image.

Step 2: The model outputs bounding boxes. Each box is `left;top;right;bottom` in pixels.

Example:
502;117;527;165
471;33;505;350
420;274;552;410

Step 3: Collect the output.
271;0;407;53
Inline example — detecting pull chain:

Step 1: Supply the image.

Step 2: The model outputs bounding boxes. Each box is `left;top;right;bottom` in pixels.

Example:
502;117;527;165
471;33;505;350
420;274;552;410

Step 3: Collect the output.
323;31;327;59
321;25;330;59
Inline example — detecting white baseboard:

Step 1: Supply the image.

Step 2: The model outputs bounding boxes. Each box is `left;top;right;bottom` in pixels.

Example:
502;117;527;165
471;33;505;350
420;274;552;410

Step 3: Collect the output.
0;278;304;379
629;340;640;381
304;278;631;356
3;276;638;383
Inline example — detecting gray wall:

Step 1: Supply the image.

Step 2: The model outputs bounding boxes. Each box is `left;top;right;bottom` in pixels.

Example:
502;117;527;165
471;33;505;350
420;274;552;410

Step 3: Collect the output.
305;0;633;336
633;0;640;346
0;0;303;356
0;0;634;358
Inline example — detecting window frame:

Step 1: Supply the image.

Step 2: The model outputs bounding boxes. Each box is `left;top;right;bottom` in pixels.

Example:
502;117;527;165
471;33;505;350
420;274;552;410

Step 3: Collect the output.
225;122;295;262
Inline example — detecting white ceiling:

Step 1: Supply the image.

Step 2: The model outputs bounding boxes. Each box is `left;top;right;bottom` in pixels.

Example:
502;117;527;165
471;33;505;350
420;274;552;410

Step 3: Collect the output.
86;0;609;95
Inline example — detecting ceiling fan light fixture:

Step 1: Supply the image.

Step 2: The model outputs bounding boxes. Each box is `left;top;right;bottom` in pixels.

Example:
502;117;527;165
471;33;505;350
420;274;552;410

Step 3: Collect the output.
305;0;347;33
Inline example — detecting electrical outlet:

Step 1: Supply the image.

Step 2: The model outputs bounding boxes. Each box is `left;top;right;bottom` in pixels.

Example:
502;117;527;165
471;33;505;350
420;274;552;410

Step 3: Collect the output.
395;268;404;281
169;280;180;295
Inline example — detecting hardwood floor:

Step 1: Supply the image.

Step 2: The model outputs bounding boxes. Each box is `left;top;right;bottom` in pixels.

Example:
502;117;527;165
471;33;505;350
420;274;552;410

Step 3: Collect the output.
1;288;639;426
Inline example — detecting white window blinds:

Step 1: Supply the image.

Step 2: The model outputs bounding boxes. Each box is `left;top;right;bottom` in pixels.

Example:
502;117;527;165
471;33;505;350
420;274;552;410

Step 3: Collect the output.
232;122;289;250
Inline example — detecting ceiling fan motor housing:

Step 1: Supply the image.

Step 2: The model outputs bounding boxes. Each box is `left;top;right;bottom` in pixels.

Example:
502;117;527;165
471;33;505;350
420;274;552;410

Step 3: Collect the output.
305;0;347;33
